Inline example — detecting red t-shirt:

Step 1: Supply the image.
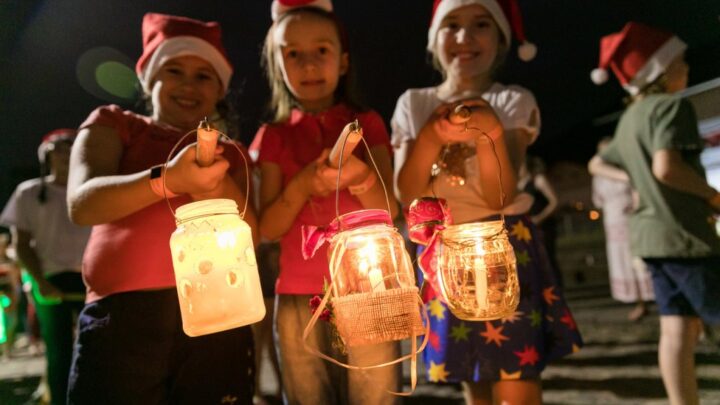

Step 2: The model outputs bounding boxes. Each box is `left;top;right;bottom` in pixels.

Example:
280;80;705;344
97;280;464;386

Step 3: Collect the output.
250;103;391;295
80;105;250;303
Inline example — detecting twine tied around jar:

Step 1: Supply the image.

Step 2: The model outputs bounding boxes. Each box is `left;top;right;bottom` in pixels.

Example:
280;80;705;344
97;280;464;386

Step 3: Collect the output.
301;122;429;396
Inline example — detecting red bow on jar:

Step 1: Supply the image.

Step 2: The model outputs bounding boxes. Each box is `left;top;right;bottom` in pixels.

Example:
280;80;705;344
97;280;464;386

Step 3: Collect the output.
405;197;453;300
302;209;394;260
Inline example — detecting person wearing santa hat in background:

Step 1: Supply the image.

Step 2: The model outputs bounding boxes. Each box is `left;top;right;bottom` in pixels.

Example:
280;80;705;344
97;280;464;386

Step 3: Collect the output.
65;13;258;404
0;130;91;405
588;22;720;405
251;0;401;403
392;0;582;403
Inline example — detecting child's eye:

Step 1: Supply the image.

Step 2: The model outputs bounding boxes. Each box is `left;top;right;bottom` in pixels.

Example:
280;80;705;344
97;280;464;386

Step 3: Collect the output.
318;46;329;55
285;50;298;59
165;67;182;75
476;21;491;29
445;22;460;30
196;73;212;81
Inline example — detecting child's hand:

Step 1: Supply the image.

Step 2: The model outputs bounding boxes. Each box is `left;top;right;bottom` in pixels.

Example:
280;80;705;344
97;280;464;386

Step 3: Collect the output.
318;153;371;191
296;150;333;198
457;99;503;140
423;99;503;144
165;143;230;195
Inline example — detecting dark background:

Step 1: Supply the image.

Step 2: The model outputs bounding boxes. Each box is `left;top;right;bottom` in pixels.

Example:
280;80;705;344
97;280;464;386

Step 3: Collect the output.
1;0;719;204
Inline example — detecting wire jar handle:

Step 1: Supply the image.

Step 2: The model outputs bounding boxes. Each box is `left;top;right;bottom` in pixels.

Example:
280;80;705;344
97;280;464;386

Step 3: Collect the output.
334;120;393;220
161;119;251;223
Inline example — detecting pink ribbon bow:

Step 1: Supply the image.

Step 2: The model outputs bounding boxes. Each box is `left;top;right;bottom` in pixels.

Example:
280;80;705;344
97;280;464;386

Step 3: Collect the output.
405;198;453;300
302;209;393;260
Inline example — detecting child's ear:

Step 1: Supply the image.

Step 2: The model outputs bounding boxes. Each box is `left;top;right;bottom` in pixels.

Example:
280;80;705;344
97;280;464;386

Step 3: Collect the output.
339;52;349;76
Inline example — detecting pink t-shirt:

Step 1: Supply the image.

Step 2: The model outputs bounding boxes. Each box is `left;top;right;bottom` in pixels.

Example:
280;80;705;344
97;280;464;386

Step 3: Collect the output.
80;105;250;303
250;104;391;295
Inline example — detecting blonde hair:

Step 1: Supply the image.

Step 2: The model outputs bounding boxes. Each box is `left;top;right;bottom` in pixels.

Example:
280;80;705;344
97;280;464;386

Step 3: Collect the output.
261;7;363;123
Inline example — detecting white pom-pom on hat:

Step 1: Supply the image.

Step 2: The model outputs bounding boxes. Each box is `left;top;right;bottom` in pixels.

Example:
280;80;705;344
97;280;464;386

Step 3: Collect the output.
517;41;537;61
591;22;686;93
591;68;609;85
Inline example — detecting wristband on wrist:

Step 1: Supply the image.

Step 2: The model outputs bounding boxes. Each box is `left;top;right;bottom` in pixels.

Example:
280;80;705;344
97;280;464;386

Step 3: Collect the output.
349;172;377;195
149;165;178;198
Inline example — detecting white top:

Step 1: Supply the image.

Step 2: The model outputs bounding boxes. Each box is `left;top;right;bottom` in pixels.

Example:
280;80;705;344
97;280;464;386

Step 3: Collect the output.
0;178;90;276
391;83;541;223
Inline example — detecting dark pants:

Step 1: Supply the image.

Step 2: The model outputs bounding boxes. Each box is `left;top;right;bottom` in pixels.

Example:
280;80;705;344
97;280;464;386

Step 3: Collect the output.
67;289;255;405
35;272;85;405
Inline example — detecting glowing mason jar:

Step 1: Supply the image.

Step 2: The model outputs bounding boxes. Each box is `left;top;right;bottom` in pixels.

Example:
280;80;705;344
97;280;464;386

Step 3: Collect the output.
326;209;424;346
169;198;265;336
436;220;519;320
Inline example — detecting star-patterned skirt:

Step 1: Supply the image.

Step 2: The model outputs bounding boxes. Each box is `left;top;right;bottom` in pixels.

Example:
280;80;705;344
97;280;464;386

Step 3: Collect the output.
419;215;583;383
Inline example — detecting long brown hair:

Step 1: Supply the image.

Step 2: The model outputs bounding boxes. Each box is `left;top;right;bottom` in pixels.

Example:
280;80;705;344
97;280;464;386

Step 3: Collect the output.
261;7;363;123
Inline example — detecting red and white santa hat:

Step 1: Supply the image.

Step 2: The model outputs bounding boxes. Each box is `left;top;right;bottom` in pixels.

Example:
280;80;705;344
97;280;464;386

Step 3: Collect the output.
427;0;537;62
271;0;333;21
135;13;233;94
591;22;686;96
37;129;76;163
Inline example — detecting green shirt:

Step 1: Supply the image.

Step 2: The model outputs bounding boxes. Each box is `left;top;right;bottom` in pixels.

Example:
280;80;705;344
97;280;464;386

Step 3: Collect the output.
600;94;720;258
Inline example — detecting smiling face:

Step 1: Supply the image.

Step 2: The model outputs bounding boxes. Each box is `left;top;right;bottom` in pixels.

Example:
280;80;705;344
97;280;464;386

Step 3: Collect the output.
434;4;503;81
149;55;224;130
273;11;348;112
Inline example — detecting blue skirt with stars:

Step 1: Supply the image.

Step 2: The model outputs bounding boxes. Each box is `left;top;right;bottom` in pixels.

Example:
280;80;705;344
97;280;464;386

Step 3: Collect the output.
419;215;583;383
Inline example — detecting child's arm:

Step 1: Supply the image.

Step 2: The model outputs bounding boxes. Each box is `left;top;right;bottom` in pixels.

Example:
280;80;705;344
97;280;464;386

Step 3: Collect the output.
320;146;400;219
588;155;630;182
652;149;717;202
531;173;558;225
12;228;62;300
258;155;329;241
395;107;448;205
67;125;229;226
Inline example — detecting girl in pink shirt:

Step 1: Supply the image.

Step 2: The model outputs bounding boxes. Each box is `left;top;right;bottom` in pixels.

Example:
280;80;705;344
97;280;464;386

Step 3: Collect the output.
66;13;257;404
250;1;400;403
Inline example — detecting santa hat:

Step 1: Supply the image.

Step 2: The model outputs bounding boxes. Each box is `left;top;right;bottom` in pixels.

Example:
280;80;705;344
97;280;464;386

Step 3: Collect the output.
591;22;686;96
427;0;537;62
135;13;233;94
271;0;333;21
37;129;76;163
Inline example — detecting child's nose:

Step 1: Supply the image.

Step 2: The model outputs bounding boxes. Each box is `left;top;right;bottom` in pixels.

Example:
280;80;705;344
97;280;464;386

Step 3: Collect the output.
300;54;319;70
455;28;470;43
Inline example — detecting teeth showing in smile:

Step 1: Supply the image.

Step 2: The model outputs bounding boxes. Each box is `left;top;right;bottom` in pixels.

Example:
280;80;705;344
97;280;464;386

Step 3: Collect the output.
454;52;478;61
175;98;199;108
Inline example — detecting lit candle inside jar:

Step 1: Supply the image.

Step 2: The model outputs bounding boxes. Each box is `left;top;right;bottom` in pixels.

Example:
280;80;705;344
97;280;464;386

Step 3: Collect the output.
359;239;386;292
474;245;488;310
368;267;386;292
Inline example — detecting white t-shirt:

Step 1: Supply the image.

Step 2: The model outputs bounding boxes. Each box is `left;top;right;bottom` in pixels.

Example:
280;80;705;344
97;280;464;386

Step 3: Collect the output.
0;178;90;276
391;83;541;223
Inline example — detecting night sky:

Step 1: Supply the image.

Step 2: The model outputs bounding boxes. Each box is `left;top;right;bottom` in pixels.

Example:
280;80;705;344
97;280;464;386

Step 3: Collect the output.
1;0;719;204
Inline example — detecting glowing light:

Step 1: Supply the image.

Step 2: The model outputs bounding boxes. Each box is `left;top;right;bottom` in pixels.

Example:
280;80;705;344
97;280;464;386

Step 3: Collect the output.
588;210;600;220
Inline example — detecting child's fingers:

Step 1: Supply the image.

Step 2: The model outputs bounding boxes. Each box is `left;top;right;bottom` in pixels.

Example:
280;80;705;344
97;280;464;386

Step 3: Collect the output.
316;148;331;163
